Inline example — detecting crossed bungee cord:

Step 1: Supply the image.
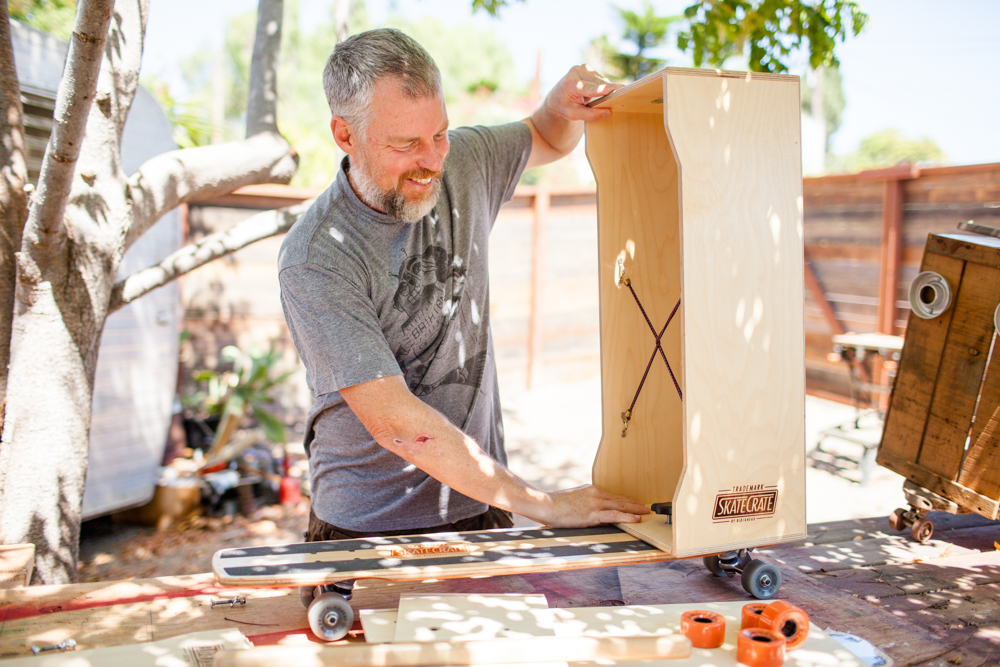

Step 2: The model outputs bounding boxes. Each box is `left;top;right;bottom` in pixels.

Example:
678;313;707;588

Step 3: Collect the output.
617;257;682;438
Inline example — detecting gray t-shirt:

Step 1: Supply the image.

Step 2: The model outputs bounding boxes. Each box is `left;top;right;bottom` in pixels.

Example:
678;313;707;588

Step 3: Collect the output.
278;122;532;531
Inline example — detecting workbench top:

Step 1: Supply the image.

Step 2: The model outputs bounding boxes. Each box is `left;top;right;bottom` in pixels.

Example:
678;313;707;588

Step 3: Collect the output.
1;512;997;665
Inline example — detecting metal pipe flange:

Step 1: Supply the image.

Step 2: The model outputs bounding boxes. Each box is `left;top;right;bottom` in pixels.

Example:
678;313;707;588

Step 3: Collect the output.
908;271;952;319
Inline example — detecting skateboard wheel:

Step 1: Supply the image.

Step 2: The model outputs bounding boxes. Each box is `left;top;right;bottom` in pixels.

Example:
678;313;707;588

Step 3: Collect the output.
738;628;786;667
308;592;354;641
758;600;810;650
888;508;908;531
741;602;768;629
741;559;782;599
911;518;934;543
703;555;726;577
680;610;725;648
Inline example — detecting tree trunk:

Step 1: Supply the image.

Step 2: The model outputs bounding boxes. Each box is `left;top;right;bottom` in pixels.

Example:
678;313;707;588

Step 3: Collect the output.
0;3;28;427
0;0;293;584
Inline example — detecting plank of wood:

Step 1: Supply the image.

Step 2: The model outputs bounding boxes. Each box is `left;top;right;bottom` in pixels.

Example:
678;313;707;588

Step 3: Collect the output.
772;512;998;549
392;594;554;643
0;628;251;667
0;545;34;590
214;634;693;667
917;261;1000;479
878;251;966;466
349;565;627;613
664;69;806;557
361;599;863;667
769;535;978;574
848;569;1000;667
958;330;1000;500
793;549;1000;600
359;609;398;644
0;587;302;660
878;450;1000;519
586;103;685;520
928;233;1000;269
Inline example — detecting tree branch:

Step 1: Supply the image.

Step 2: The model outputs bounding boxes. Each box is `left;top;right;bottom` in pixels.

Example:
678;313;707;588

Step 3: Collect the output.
0;5;30;419
246;0;283;137
109;199;312;313
124;132;297;249
24;0;113;241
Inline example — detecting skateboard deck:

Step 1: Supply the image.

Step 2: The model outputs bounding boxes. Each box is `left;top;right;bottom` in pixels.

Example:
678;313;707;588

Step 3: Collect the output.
213;525;669;588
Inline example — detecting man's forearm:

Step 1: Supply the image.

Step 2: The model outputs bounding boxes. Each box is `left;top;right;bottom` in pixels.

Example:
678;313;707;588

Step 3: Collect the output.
339;374;648;528
529;100;585;158
368;388;553;522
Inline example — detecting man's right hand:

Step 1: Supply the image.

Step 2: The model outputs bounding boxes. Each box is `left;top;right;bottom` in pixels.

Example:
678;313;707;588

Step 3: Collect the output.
531;484;650;528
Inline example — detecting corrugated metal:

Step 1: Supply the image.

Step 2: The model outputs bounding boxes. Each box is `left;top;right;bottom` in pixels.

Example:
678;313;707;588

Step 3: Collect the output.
10;20;183;518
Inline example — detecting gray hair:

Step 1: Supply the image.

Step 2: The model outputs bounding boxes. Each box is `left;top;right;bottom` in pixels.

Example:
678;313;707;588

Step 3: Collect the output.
323;28;442;137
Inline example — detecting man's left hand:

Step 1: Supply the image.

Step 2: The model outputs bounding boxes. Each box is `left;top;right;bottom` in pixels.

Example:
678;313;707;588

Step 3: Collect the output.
544;65;622;123
525;65;621;169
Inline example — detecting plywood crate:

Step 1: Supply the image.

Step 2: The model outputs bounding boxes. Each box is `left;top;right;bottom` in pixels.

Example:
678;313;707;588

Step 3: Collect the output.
586;68;807;557
878;233;1000;520
0;544;35;588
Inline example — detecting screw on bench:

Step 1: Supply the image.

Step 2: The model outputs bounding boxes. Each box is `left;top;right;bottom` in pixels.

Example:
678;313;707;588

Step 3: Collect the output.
651;502;672;525
31;639;76;654
211;596;247;609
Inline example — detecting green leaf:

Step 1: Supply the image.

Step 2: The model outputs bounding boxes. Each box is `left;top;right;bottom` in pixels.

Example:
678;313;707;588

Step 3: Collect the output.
252;406;287;444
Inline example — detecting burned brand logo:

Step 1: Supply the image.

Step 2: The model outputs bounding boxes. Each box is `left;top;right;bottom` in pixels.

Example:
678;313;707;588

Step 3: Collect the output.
712;485;778;523
388;543;476;557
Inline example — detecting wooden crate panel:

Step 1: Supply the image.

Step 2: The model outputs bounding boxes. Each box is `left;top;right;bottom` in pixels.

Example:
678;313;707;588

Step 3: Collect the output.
958;339;1000;499
878;251;965;466
665;71;806;556
917;261;1000;479
587;101;684;512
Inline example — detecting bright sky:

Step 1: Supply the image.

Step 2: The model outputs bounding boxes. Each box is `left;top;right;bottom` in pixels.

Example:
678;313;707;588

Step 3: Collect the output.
142;0;1000;166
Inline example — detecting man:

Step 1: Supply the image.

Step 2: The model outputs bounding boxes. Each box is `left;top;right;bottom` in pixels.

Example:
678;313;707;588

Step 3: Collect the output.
279;28;648;543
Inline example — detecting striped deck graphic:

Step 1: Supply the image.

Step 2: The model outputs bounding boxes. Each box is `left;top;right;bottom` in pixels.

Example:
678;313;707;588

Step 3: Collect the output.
213;526;669;587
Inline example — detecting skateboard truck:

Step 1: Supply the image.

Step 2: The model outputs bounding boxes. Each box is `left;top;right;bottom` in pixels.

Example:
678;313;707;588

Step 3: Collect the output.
889;479;962;543
702;549;783;599
650;502;672;525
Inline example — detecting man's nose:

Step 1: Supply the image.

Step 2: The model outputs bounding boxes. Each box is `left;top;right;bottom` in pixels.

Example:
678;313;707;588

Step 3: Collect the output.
416;141;445;172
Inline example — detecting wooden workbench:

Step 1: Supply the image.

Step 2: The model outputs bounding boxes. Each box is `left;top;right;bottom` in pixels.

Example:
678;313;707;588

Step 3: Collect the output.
1;512;998;665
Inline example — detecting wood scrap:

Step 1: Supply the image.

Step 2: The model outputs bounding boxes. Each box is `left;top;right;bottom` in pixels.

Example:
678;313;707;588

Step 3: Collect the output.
214;635;692;667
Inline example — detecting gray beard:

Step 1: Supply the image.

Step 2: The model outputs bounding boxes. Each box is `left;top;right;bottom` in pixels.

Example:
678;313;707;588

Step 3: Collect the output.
349;153;442;223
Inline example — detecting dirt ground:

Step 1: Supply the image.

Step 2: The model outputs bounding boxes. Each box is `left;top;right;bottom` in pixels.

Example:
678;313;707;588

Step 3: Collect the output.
77;502;310;582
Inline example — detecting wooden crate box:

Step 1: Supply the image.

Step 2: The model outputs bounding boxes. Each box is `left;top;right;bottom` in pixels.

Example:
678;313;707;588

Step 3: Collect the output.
585;68;807;558
878;233;1000;520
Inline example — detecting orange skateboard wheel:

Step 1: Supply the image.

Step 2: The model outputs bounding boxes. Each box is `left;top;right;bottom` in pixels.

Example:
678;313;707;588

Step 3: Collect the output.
742;603;767;629
758;600;810;650
680;610;725;649
738;628;786;667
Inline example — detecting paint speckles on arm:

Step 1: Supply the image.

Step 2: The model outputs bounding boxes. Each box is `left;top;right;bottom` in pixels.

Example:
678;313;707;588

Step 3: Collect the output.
392;435;435;446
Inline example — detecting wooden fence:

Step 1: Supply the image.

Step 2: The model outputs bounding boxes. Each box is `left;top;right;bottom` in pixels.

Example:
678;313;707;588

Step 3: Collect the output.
184;161;1000;420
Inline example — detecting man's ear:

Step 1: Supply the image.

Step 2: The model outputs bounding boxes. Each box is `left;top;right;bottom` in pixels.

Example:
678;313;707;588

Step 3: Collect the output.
331;116;357;154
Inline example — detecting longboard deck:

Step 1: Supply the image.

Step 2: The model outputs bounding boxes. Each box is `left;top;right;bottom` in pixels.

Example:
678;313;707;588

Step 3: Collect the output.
213;526;670;588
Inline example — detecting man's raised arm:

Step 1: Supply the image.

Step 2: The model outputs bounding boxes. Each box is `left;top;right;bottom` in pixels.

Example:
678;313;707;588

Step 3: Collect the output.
523;65;621;171
339;374;649;527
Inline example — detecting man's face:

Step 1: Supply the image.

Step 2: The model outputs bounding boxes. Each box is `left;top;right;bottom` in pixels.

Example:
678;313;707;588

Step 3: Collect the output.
347;77;450;222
